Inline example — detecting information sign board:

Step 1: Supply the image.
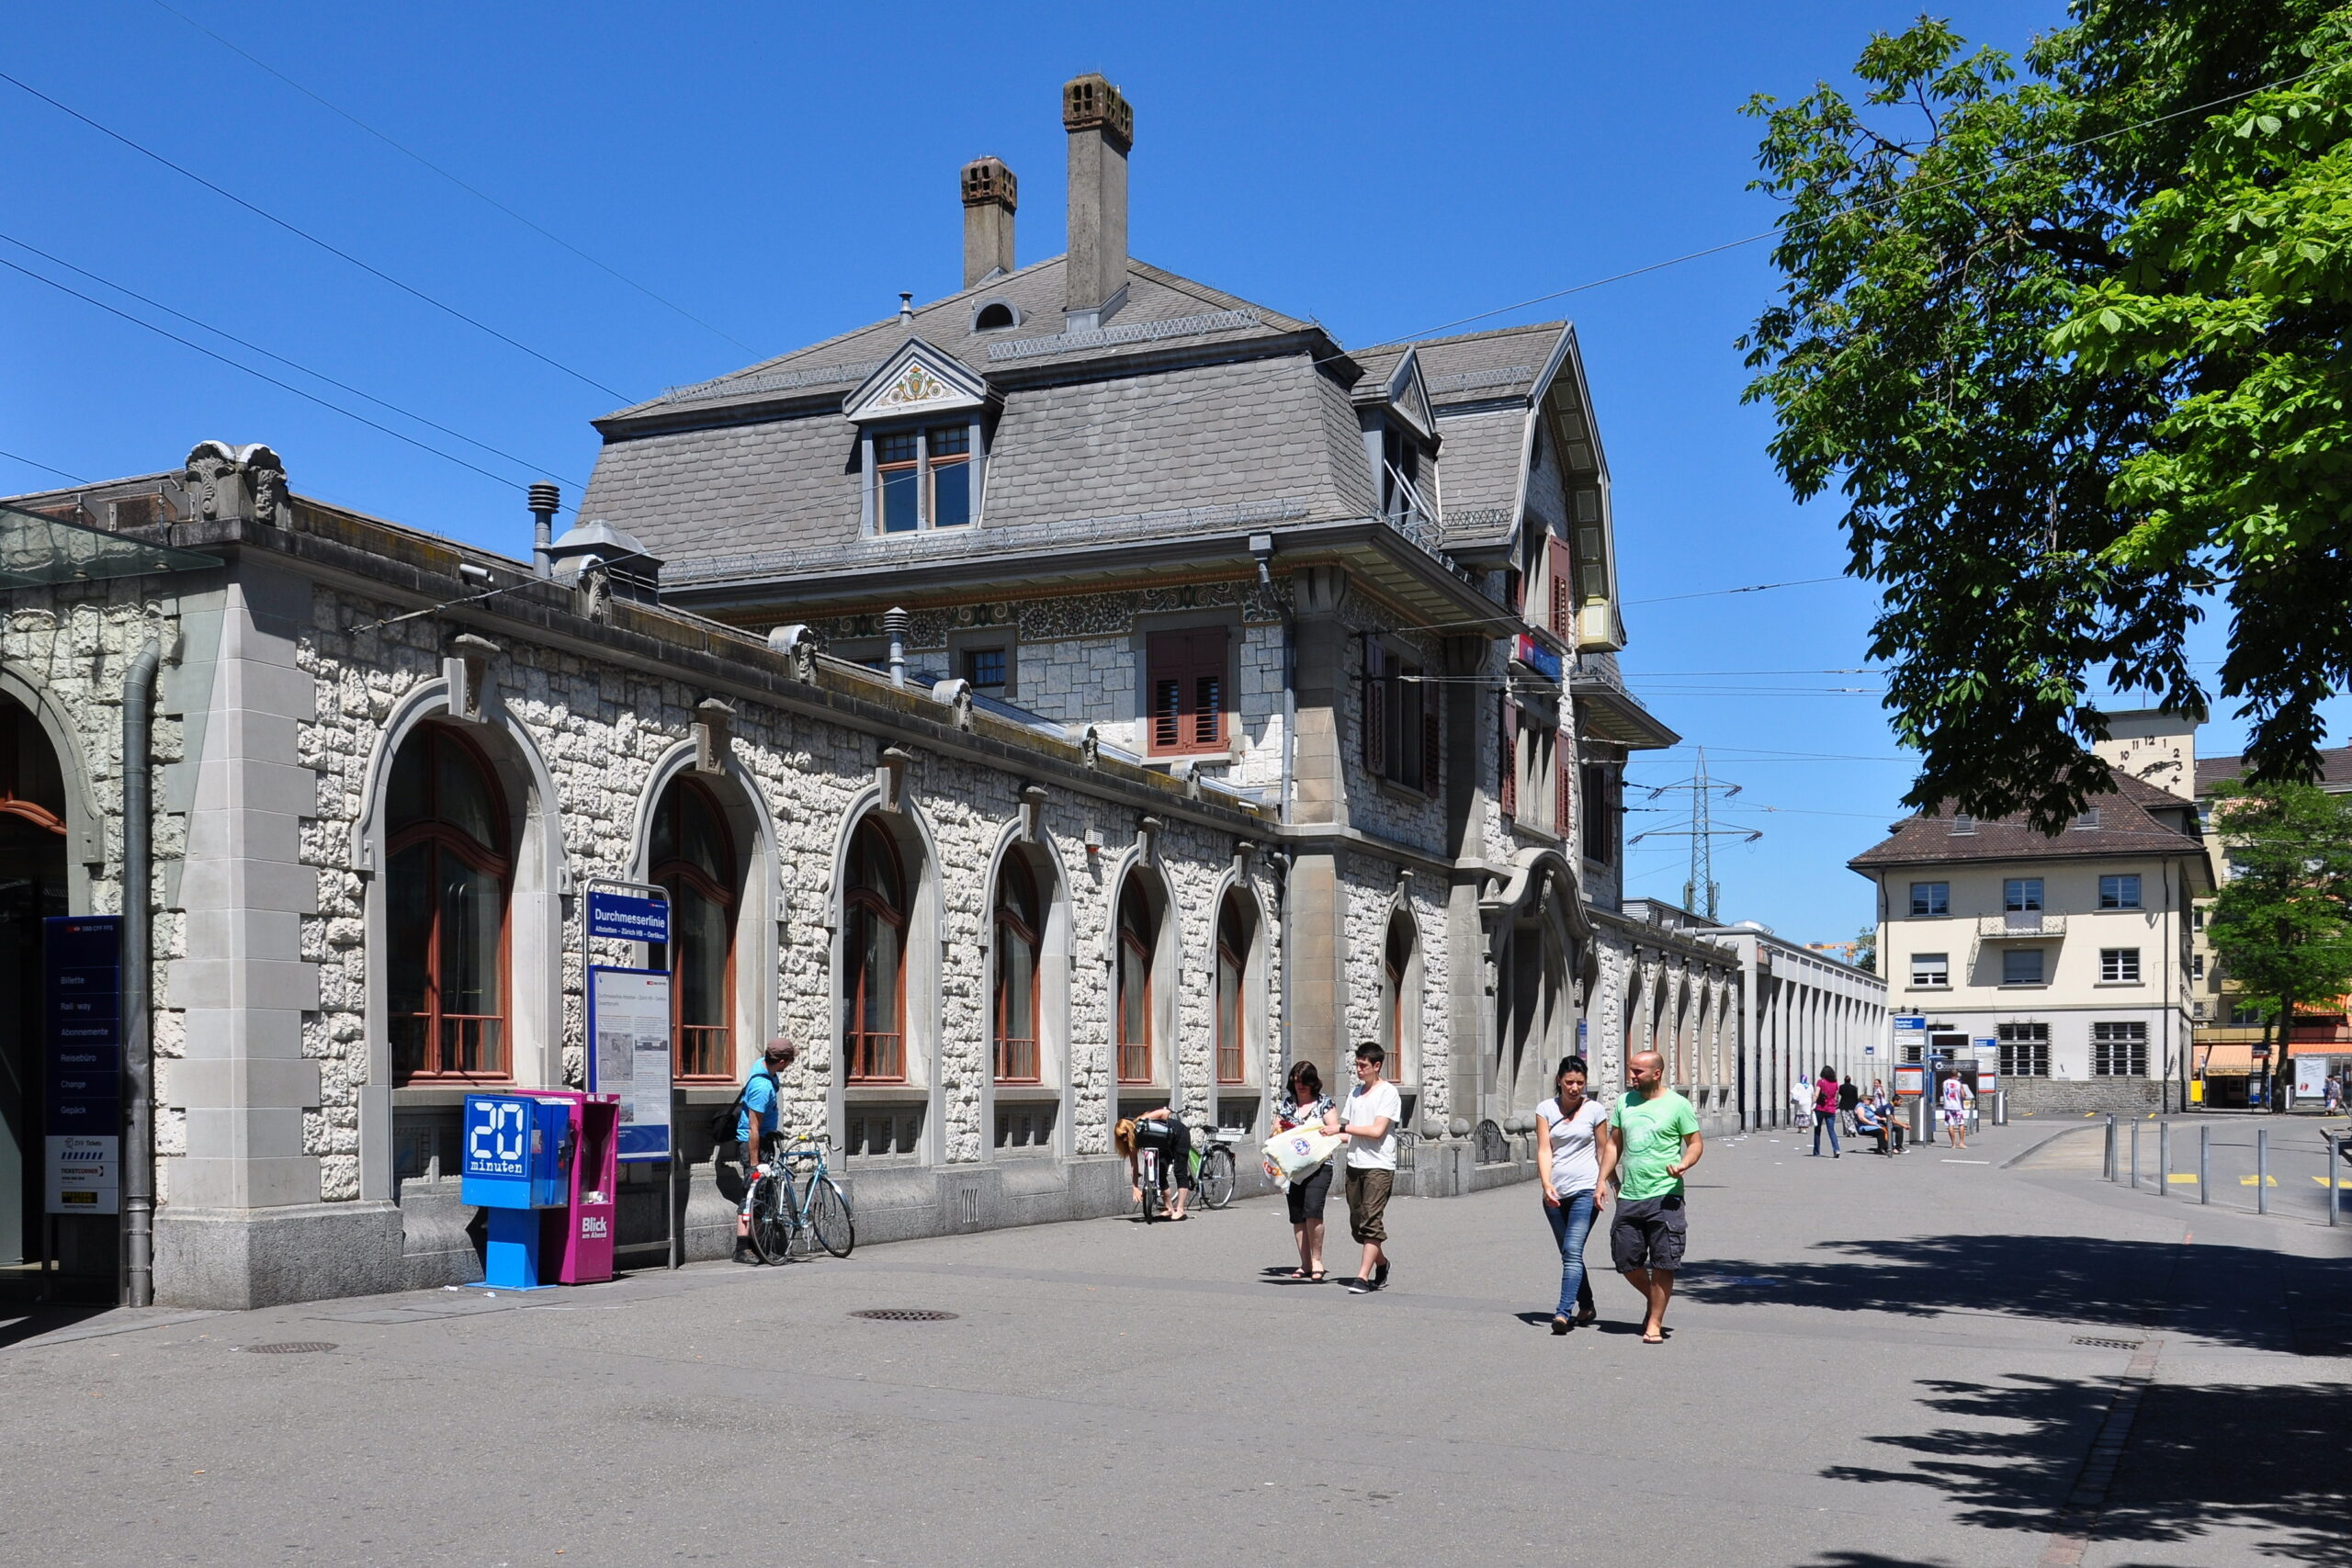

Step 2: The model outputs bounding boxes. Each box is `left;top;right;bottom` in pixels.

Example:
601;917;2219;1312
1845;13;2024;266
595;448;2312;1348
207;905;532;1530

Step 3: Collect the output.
44;916;122;1215
1894;1063;1927;1098
586;888;670;944
2295;1057;2329;1100
587;965;673;1161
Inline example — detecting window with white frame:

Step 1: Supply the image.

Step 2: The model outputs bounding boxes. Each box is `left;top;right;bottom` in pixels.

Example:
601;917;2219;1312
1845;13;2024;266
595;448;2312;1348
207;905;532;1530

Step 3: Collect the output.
2002;947;2046;986
873;423;975;533
2098;874;2142;909
2004;878;2043;912
2100;947;2142;982
1996;1021;2051;1077
2092;1021;2149;1077
1910;881;1949;917
1910;952;1950;987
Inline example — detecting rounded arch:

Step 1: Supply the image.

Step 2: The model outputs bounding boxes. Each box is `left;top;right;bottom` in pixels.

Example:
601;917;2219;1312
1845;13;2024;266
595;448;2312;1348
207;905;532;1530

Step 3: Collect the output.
979;817;1075;1158
1207;871;1272;1104
0;663;103;879
1376;889;1424;1097
626;741;782;1085
827;789;944;1164
1488;850;1580;1117
356;679;567;1113
1102;849;1180;1105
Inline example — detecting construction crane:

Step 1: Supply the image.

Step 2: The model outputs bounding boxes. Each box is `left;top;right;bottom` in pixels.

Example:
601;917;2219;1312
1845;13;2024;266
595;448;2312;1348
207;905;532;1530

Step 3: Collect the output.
1628;748;1759;920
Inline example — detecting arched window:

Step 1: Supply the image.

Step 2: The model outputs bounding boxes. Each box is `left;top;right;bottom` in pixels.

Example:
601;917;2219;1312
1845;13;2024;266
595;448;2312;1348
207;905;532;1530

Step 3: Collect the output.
387;724;510;1082
0;698;66;836
1382;917;1411;1066
842;818;907;1082
992;856;1043;1083
1216;895;1250;1085
1116;878;1155;1084
973;301;1017;331
650;778;735;1081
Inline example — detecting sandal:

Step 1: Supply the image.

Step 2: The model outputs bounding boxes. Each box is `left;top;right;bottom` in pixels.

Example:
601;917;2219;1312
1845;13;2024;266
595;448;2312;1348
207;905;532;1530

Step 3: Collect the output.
1551;1316;1570;1337
1307;1269;1326;1282
1641;1329;1666;1345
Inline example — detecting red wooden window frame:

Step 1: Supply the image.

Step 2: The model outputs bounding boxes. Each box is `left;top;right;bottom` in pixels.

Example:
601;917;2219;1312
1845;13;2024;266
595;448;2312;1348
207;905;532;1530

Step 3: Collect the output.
1116;878;1156;1084
1498;699;1519;818
651;777;737;1082
1215;896;1249;1085
1145;627;1229;756
1551;567;1573;642
842;818;908;1083
1384;917;1413;1066
388;723;512;1084
992;855;1043;1083
0;699;67;836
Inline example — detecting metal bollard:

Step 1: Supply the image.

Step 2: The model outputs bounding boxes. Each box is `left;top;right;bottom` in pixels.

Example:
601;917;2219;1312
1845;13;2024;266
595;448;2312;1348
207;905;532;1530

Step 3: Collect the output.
2257;1127;2268;1215
2199;1123;2210;1205
2331;1133;2342;1227
2104;1115;2117;1181
2131;1121;2142;1190
2159;1121;2171;1198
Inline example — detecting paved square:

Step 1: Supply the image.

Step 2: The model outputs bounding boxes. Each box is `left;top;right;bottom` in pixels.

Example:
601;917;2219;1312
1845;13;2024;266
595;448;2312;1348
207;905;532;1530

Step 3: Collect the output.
4;1121;2345;1567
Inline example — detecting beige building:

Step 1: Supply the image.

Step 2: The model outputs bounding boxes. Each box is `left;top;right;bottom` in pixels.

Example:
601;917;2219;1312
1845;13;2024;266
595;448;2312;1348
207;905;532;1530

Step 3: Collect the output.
1850;765;2209;1114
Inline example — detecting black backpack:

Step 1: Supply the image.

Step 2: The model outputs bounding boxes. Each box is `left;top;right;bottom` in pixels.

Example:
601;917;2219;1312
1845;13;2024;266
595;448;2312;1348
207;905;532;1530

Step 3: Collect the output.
708;1070;779;1146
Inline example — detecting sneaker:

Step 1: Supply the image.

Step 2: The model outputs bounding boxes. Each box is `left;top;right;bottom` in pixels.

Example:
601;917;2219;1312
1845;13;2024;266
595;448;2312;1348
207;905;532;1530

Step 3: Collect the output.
1347;1280;1374;1295
1374;1259;1390;1289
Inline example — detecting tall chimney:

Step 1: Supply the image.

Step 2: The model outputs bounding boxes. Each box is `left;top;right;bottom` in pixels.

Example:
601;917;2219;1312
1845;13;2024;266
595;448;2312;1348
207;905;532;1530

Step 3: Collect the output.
1061;73;1133;330
961;157;1017;288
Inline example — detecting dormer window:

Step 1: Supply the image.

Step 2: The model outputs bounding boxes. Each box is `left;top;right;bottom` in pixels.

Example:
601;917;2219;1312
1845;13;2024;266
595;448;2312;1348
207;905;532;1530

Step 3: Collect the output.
875;423;974;533
973;301;1018;332
1380;426;1429;523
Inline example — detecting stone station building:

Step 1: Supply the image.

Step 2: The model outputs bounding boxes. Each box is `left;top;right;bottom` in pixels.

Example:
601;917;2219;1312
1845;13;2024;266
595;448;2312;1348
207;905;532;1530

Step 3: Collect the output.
0;76;1733;1310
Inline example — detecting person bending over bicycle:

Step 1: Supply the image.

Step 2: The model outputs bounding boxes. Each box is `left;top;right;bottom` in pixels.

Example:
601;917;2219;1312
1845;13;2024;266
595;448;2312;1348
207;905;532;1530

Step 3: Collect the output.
731;1038;797;1265
1115;1106;1193;1220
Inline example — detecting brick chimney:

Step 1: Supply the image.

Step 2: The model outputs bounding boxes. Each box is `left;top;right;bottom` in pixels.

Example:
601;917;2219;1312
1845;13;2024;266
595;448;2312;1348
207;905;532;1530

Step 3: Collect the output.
1061;73;1132;330
961;157;1017;288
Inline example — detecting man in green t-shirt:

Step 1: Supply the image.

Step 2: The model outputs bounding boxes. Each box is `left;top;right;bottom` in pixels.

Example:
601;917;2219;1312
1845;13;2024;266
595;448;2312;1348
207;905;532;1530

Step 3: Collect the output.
1598;1049;1704;1344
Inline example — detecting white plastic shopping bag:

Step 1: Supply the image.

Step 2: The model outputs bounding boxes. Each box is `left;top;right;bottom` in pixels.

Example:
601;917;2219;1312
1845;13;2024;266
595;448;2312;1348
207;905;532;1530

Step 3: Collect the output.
1262;1125;1342;1181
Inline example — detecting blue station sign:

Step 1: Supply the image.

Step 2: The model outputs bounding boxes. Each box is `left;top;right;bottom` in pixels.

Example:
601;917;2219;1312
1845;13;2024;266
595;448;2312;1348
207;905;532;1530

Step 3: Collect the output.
585;888;669;944
44;915;123;1214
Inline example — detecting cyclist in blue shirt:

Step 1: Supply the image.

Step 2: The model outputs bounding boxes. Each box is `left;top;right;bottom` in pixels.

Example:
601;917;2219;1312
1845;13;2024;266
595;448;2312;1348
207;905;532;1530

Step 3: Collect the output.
732;1039;797;1263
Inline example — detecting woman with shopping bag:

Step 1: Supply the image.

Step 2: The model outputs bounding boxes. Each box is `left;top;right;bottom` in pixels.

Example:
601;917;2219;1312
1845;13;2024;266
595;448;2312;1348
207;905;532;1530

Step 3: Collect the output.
1265;1061;1341;1281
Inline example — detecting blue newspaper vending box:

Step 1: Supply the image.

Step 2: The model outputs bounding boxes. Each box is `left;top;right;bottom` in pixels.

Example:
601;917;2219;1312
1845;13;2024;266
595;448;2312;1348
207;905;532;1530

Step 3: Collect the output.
460;1094;575;1289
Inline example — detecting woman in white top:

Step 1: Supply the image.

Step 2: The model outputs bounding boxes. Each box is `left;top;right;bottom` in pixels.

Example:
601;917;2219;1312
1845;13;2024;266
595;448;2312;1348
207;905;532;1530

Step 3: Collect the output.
1537;1055;1609;1335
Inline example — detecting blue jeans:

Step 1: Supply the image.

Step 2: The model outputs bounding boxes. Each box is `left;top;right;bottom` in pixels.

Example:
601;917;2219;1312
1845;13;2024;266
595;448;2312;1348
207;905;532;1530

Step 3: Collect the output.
1542;1189;1599;1319
1814;1116;1840;1156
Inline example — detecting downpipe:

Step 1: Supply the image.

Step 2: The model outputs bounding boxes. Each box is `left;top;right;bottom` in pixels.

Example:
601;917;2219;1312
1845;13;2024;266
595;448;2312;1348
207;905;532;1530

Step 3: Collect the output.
122;637;161;1308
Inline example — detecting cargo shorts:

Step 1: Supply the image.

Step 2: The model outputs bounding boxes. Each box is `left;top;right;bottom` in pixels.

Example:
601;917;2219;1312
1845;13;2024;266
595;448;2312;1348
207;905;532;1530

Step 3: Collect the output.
1609;1194;1688;1272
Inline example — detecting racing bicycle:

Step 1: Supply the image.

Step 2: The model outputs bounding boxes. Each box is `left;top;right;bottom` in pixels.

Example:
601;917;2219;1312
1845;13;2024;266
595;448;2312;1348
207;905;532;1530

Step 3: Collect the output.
746;1132;855;1262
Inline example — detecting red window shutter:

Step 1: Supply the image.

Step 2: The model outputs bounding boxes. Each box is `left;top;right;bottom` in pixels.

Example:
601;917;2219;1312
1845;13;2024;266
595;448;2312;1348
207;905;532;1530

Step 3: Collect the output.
1557;750;1572;834
1551;570;1571;639
1147;627;1229;755
1498;701;1518;818
1363;641;1386;775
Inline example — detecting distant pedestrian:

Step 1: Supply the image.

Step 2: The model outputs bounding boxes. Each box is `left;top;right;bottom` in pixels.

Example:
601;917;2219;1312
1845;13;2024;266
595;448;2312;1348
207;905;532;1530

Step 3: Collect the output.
1599;1049;1702;1344
1837;1075;1860;1134
2326;1073;2344;1116
1272;1060;1338;1281
1791;1073;1813;1133
1338;1041;1402;1295
1812;1069;1842;1158
1939;1072;1974;1150
1536;1055;1606;1335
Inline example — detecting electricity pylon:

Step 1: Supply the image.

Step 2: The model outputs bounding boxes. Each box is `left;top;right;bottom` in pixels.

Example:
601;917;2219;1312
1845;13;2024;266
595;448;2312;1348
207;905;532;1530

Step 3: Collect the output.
1627;748;1759;920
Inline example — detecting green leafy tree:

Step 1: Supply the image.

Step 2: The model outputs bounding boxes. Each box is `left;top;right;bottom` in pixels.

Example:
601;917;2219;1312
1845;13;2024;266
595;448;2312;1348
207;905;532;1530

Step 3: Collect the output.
1742;3;2352;829
1853;923;1879;975
2204;780;2352;1108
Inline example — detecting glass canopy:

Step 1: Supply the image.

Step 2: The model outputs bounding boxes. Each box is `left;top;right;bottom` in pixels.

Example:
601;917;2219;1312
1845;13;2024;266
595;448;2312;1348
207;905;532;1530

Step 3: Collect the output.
0;502;220;588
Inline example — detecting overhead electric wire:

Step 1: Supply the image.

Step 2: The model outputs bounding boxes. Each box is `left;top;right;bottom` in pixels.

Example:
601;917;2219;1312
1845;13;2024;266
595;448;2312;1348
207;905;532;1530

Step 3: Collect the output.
0;253;548;492
146;0;758;356
0;68;631;401
1626;576;1846;606
0;449;91;486
0;231;582;488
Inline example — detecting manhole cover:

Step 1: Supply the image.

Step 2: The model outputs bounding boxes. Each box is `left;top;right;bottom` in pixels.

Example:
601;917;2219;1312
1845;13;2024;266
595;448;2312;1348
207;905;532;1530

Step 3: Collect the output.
2071;1336;2143;1350
239;1341;337;1355
849;1309;958;1323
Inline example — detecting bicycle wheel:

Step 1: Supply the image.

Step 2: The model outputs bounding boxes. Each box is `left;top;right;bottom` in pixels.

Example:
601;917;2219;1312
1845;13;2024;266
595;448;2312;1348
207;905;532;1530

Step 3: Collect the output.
1198;1146;1235;1211
747;1171;796;1265
805;1175;855;1258
1138;1149;1158;1224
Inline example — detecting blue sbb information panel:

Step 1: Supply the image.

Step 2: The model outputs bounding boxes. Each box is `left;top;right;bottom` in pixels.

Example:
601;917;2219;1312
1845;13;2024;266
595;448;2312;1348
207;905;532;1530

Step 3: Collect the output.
45;916;123;1216
458;1095;570;1210
585;888;669;945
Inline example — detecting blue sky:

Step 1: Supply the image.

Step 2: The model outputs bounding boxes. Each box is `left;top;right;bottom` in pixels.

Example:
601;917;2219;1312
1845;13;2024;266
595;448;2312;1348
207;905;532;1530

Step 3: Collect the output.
6;1;2335;946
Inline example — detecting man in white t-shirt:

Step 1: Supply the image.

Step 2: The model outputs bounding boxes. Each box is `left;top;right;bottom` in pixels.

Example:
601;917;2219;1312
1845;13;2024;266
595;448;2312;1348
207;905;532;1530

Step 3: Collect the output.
1338;1041;1403;1295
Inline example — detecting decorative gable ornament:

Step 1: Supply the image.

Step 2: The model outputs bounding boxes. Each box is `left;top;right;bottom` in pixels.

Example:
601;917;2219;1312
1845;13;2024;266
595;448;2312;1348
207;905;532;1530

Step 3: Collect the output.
1386;348;1436;440
843;336;992;424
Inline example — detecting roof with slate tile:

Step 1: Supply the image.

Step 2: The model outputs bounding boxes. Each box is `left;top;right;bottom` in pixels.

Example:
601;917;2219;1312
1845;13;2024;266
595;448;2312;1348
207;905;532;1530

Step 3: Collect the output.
1849;772;2210;872
2195;747;2352;795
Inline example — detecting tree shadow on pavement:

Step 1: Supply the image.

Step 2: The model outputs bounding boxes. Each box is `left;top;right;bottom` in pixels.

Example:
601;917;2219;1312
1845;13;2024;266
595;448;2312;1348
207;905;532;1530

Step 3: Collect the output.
1821;1372;2352;1566
1678;1233;2352;1352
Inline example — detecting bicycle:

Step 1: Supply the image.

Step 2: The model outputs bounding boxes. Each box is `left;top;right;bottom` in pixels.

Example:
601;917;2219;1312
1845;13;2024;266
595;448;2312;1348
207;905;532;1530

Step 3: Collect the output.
745;1133;855;1262
1135;1128;1238;1221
